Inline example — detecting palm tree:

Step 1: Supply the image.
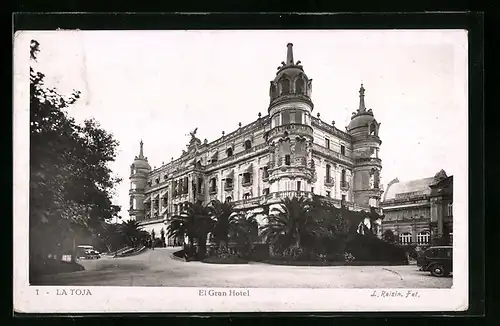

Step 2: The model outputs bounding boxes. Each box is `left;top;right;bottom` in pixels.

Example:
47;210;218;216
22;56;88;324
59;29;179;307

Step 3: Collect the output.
119;220;143;247
208;200;242;247
260;196;325;253
167;201;213;258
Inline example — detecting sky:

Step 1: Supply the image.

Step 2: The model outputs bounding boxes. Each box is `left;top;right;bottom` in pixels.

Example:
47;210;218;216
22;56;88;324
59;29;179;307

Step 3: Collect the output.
24;30;468;220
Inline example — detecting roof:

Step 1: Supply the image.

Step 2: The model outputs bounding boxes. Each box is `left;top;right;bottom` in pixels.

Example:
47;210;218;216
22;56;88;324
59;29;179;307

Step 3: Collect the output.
383;176;435;202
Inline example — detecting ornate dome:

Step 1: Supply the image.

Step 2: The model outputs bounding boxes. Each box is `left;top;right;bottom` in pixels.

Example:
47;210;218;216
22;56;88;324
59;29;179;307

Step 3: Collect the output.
347;84;377;131
269;43;311;101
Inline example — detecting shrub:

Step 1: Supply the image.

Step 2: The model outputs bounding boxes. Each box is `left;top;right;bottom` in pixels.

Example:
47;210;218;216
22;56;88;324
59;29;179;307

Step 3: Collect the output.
344;234;407;263
248;243;270;261
173;249;184;259
202;256;248;264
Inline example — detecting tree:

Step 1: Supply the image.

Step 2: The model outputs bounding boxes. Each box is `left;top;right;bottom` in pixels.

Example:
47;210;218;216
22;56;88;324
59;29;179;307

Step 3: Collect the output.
119;220;144;248
29;40;121;270
167;201;213;258
382;229;396;243
260;196;325;253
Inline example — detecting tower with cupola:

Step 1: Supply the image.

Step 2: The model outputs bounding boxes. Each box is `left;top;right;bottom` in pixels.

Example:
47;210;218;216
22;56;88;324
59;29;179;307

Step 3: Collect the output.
265;43;315;193
347;84;383;208
128;140;151;221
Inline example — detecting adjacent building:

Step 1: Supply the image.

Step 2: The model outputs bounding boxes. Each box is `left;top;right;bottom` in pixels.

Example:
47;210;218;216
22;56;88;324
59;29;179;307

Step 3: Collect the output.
380;170;453;246
128;43;384;243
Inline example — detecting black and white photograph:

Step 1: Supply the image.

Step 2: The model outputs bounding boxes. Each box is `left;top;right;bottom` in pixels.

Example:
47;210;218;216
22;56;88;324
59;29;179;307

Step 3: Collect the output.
14;28;469;313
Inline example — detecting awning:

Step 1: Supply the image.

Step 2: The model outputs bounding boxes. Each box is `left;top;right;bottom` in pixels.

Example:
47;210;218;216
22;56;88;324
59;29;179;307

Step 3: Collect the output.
143;196;151;203
224;169;234;179
243;163;253;174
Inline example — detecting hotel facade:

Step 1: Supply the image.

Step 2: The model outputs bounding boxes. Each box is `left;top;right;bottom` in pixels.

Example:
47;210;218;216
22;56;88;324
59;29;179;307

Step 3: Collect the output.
128;43;384;242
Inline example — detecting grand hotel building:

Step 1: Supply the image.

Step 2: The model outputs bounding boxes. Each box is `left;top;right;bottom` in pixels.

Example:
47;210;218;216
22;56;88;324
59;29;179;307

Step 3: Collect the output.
128;43;384;241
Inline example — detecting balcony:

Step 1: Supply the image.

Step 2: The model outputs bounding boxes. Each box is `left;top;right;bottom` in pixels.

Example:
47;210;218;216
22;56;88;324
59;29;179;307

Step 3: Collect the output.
340;181;350;191
324;176;334;187
242;180;253;187
209;188;218;195
265;123;313;141
224;184;234;191
205;143;268;171
312;143;354;165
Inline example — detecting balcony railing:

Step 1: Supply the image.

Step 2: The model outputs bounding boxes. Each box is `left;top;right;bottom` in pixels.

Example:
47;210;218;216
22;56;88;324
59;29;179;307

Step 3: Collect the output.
324;176;334;186
205;143;268;170
312;143;354;165
265;123;313;141
224;184;234;191
340;181;350;190
209;188;218;195
242;180;253;187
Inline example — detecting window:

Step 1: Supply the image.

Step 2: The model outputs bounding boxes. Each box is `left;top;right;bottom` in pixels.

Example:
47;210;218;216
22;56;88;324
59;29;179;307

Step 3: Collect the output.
243;173;251;185
447;203;453;217
285;155;291;166
311;187;314;193
244;140;252;150
263;166;269;179
280;78;290;94
325;138;330;149
295;78;305;94
417;231;430;245
210;178;217;192
282;111;291;125
326;164;331;181
243;193;251;199
295;111;303;124
131;183;137;190
225;196;232;203
340;145;346;155
263;188;270;195
290;111;296;123
399;232;412;244
197;178;203;193
273;115;280;128
226;147;233;157
297;181;301;190
341;194;346;202
225;178;233;190
326;190;331;197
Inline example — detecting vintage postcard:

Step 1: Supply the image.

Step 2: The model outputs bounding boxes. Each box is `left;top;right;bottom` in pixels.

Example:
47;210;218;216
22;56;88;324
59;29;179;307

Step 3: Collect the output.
14;29;469;313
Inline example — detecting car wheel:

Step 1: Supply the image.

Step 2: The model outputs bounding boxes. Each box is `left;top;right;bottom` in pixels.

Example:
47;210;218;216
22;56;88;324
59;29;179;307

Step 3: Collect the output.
430;264;446;277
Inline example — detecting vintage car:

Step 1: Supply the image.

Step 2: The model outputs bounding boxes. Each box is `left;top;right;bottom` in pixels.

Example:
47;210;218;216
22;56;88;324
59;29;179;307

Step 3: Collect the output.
416;245;452;277
77;245;101;260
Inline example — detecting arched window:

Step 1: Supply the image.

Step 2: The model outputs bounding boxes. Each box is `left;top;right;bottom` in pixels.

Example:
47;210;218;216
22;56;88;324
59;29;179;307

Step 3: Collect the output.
280;78;290;95
369;123;376;135
295;77;305;94
285;155;291;166
270;83;277;98
226;147;233;157
244;140;252;150
417;231;430;245
399;232;412;244
225;196;232;203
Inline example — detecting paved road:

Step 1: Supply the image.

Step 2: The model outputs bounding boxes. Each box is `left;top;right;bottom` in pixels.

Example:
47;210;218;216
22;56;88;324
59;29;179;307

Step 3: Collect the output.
34;248;452;288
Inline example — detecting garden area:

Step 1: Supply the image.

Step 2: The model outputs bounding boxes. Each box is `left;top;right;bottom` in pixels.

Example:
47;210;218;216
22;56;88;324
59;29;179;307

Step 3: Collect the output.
167;196;409;267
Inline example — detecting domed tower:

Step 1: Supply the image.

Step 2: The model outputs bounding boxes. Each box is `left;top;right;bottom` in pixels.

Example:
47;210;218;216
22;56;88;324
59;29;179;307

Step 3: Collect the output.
265;43;315;193
129;140;151;221
347;84;383;208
